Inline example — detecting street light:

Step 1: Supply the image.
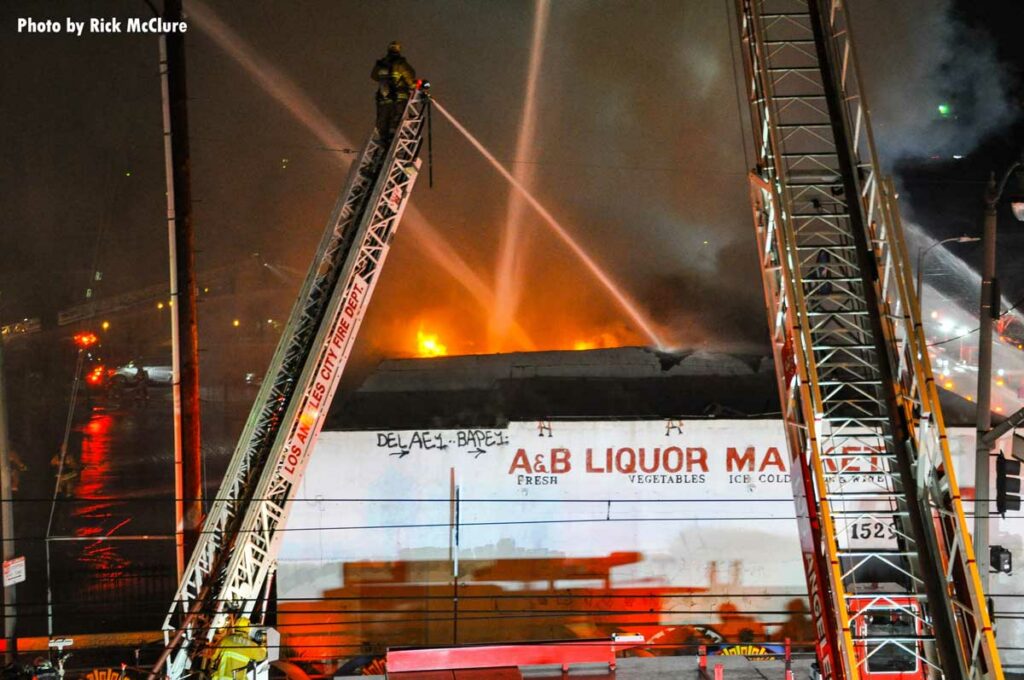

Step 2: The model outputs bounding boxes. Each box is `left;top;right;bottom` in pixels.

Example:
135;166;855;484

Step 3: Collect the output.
1009;172;1024;222
916;235;980;317
975;153;1024;588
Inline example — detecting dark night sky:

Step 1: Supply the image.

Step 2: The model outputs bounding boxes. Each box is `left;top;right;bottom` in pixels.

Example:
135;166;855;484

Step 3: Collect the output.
1;0;1022;360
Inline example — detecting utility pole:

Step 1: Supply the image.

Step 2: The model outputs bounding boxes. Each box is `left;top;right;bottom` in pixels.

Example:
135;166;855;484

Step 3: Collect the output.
975;157;1024;590
0;338;16;662
975;174;998;588
160;0;203;576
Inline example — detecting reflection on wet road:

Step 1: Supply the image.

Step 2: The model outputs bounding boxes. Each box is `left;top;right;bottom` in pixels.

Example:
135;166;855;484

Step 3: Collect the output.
71;413;131;577
44;397;243;634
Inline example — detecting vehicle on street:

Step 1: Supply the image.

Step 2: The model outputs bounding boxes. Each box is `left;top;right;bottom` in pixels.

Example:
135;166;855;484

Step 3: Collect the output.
109;358;173;387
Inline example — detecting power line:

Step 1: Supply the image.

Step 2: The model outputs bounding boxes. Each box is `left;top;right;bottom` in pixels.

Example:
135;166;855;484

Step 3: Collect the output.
928;291;1024;347
3;495;801;504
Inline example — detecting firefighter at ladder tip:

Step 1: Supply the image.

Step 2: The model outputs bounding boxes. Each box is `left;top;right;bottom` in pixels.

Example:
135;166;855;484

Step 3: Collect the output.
372;40;416;143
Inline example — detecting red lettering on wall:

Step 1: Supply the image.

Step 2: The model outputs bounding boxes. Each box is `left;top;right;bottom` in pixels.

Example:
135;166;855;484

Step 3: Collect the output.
663;447;683;473
638;448;659;473
686;447;708;472
759;447;785;472
615;448;637;473
586;448;609;473
508;449;532;474
551;448;571;473
727;446;756;471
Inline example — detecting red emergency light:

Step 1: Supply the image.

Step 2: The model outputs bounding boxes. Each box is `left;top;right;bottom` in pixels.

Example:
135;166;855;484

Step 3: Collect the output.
85;366;105;386
74;332;99;348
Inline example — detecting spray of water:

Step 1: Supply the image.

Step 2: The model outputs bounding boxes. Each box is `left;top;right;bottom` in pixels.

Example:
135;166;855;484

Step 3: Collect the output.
184;2;346;162
490;0;550;352
185;0;535;350
905;221;1022;323
431;99;668;350
905;220;1024;413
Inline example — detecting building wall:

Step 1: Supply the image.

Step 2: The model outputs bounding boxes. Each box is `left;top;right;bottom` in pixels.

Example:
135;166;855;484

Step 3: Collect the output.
277;419;1023;671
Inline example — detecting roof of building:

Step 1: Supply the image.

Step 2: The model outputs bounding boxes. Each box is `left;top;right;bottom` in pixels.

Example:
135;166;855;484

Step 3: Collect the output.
327;346;986;430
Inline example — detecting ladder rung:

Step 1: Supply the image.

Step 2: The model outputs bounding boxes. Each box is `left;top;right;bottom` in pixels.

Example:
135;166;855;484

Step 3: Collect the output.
815;369;881;375
819;394;882;400
836;550;916;556
831;510;908;516
780;139;834;147
801;301;865;309
815;403;888;409
818;381;883;386
821;406;883;413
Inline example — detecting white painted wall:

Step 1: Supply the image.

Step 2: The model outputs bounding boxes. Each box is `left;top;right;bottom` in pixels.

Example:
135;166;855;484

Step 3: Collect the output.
277;420;1023;667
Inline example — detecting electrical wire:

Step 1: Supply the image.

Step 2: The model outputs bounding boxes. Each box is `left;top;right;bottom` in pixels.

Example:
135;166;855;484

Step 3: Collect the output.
928;291;1024;347
1;495;802;504
1;514;812;544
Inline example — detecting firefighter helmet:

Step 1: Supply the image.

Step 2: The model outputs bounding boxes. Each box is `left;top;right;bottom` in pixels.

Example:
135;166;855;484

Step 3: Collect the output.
235;616;252;634
387;40;401;54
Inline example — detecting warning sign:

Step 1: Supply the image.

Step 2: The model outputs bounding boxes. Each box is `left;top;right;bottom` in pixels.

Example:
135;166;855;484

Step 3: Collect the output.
3;557;25;587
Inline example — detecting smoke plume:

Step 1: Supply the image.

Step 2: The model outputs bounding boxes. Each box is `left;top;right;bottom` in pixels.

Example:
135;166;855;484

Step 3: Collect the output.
851;0;1019;163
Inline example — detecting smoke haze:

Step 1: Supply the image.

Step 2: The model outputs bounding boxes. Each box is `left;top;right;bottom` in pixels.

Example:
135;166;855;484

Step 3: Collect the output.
850;0;1019;163
0;1;1019;365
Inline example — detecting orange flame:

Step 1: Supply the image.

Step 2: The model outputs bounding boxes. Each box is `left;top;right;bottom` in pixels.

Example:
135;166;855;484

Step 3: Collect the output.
571;331;624;352
416;328;448;357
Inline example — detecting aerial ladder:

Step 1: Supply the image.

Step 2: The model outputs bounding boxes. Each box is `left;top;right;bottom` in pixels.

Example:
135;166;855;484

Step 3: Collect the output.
150;86;430;680
738;1;1002;678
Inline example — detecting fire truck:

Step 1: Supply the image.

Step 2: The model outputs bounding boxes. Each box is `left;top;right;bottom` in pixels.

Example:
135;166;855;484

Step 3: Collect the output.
848;596;926;680
150;0;1004;678
149;85;430;680
739;0;1001;678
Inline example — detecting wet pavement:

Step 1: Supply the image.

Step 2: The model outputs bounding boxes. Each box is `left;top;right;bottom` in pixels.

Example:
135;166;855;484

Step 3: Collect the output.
14;385;251;637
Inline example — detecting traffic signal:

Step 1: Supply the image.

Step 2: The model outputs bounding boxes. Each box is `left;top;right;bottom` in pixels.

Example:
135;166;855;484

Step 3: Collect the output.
996;453;1021;515
991;545;1012;575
